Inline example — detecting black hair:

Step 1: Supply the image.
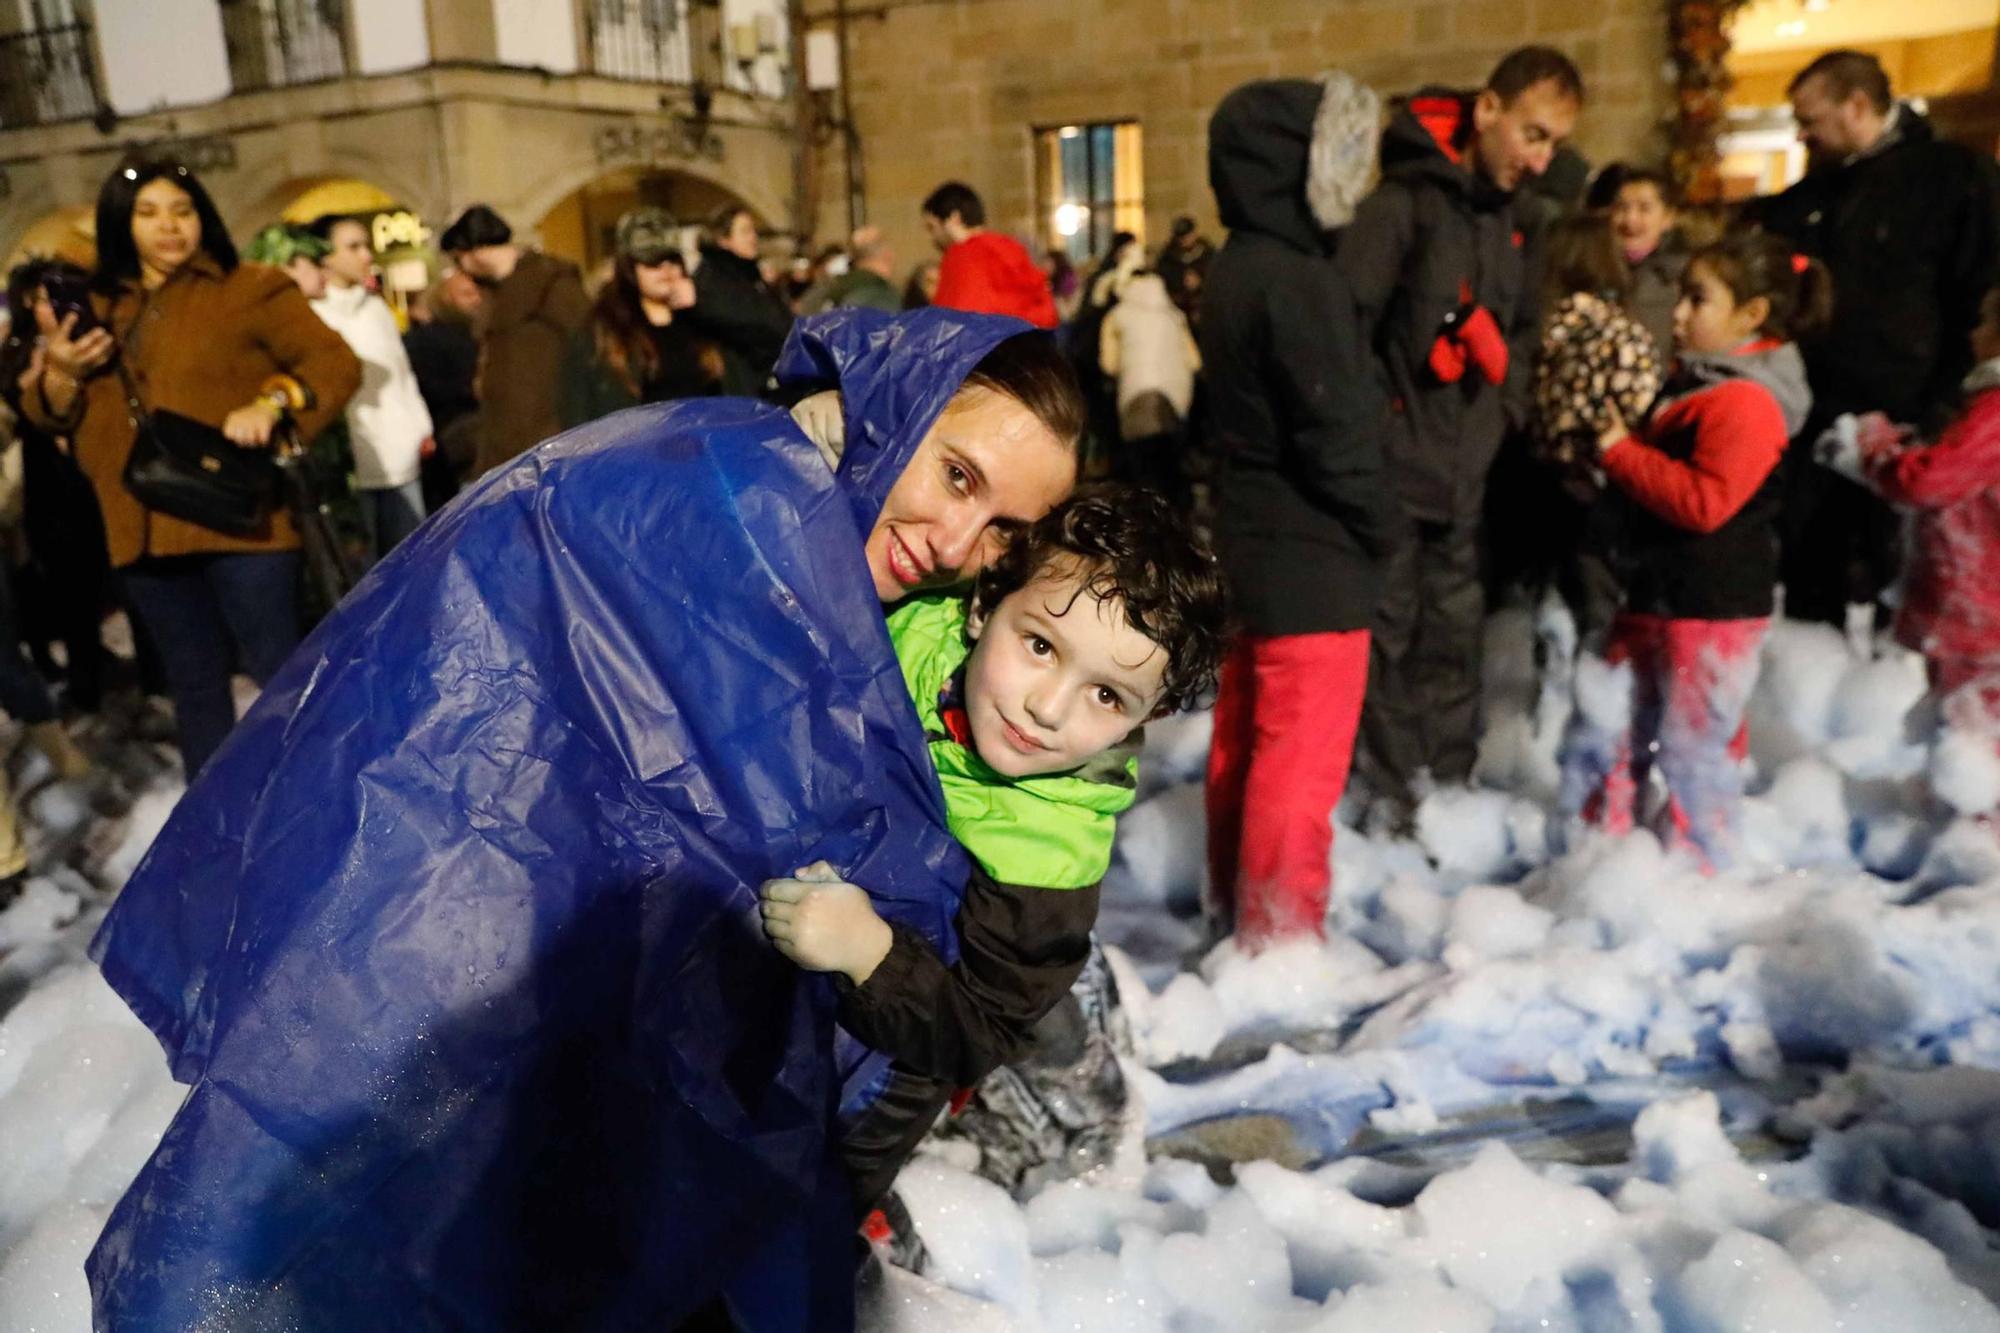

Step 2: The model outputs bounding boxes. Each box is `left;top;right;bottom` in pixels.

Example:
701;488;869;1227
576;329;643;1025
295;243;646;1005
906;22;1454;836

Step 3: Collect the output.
92;155;237;293
959;332;1086;455
1789;49;1892;113
705;203;758;241
1611;165;1677;209
305;212;370;245
921;181;986;228
1543;214;1628;302
1487;46;1585;105
972;485;1228;716
439;204;512;255
1691;227;1834;341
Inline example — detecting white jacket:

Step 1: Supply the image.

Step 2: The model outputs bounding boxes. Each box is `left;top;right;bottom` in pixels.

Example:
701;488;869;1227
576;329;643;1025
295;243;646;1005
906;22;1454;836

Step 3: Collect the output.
1099;273;1199;432
310;283;433;489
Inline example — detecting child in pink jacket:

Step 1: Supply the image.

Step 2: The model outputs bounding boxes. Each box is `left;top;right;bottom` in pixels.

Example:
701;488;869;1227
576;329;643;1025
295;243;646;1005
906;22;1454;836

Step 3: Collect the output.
1820;286;2000;732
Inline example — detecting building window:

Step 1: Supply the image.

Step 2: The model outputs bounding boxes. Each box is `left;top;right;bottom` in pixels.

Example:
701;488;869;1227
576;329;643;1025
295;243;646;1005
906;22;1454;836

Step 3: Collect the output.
1034;121;1144;264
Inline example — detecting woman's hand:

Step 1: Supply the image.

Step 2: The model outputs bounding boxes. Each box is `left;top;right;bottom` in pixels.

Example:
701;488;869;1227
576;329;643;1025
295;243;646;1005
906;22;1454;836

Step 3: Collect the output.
222;397;283;447
15;342;45;401
759;860;894;985
34;308;114;382
789;391;846;469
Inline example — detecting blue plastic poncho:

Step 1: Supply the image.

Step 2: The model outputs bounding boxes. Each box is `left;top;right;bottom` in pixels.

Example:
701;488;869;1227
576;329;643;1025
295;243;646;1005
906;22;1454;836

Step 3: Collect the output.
87;308;1031;1330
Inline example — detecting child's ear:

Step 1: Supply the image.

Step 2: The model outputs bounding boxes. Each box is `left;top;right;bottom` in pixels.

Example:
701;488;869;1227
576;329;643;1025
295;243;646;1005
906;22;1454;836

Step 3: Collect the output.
1740;294;1772;336
964;597;988;642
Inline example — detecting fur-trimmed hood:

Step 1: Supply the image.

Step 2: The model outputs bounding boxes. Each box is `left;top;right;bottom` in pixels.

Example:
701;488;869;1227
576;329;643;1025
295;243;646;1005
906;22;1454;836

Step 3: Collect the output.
1209;70;1380;254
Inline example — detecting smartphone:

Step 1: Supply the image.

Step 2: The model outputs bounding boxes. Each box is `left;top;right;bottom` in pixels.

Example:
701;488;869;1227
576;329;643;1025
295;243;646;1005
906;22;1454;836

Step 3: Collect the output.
40;268;100;337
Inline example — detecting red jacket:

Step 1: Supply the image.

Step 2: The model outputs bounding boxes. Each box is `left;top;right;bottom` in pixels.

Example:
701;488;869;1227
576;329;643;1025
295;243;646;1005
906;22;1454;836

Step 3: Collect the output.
933;232;1059;328
1866;384;2000;666
1598;338;1805;619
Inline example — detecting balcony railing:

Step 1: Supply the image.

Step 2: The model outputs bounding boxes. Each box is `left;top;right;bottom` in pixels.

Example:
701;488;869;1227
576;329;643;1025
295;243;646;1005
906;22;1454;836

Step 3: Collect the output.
0;22;101;129
221;0;348;93
584;0;721;87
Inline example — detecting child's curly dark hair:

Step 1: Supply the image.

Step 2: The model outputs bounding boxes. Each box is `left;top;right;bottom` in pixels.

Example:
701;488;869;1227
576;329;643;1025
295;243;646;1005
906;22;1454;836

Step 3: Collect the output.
970;485;1228;716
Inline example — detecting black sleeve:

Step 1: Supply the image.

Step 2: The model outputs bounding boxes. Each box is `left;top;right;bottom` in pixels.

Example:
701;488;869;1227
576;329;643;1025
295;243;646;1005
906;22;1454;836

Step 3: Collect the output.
1921;153;2000;432
1267;254;1393;557
834;866;1100;1087
683;270;794;367
1503;217;1547;434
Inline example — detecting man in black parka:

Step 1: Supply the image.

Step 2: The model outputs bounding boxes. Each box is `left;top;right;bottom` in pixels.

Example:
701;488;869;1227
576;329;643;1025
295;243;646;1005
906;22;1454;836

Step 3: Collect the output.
1744;49;2000;630
1341;46;1582;821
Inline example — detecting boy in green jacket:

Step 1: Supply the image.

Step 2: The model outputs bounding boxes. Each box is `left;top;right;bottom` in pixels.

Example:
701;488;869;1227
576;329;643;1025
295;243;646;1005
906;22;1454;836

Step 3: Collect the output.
759;485;1226;1211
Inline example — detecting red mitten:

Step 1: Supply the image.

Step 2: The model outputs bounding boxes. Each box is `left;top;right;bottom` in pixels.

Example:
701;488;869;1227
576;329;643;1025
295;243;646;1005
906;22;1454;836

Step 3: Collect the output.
1428;331;1467;384
1458;305;1509;385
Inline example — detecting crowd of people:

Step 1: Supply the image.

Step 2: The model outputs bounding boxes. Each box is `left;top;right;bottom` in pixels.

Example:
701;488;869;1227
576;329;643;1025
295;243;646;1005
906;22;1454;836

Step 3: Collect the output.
1;34;1998;1330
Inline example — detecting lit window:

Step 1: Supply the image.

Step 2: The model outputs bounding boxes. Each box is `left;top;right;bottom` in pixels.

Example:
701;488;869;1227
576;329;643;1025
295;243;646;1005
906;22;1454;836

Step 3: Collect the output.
1034;121;1144;263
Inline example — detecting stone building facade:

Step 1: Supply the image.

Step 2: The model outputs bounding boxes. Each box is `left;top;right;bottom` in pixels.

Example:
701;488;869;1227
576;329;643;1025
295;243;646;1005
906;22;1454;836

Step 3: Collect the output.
806;0;1676;267
0;1;800;276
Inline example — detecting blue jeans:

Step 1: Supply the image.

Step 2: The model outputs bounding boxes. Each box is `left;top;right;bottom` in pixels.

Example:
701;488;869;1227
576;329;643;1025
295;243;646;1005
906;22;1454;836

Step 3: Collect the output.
357;482;426;565
121;552;301;777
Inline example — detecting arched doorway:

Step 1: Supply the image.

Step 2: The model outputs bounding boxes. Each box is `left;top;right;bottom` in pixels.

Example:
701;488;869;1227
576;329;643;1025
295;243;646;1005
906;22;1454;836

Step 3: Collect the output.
1;204;96;275
535;168;760;274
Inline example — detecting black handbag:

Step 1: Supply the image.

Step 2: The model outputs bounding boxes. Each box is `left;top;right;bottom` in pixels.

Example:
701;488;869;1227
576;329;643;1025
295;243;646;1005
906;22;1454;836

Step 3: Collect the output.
117;363;280;538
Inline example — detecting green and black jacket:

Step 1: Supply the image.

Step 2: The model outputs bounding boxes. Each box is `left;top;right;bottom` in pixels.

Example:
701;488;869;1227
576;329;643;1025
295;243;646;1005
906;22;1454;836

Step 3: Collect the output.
835;594;1138;1206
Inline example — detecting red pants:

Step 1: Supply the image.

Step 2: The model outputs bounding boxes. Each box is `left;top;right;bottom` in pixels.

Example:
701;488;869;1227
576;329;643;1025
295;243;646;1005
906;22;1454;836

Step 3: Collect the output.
1204;629;1370;951
1565;614;1766;870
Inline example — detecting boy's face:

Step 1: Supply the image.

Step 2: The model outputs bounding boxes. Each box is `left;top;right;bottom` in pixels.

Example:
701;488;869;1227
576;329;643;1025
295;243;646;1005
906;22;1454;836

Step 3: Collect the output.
1610;181;1672;259
963;560;1169;779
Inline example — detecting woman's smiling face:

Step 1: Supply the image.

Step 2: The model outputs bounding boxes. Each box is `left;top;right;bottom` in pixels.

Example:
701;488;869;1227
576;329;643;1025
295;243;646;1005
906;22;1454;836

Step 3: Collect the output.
864;386;1077;603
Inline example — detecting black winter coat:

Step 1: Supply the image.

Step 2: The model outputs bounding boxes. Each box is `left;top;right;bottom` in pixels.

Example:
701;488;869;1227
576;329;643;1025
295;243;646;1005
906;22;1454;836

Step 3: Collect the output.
1202;78;1390;637
1744;106;2000;434
1340;90;1541;525
682;244;795;397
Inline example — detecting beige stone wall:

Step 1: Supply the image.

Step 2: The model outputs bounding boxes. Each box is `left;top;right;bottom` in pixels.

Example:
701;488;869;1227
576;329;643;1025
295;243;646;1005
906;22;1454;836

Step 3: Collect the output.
812;0;1672;269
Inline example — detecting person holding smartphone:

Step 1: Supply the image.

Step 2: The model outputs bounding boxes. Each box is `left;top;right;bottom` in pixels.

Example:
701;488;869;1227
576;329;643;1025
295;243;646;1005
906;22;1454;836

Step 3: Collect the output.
25;155;358;778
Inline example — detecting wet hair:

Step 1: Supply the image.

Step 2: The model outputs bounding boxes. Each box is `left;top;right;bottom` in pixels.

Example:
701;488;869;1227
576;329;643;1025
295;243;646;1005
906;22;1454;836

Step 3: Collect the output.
957;331;1087;455
972;485;1228;716
1690;227;1834;341
1543;214;1628;302
1789;50;1892;114
439;204;512;255
921;181;986;228
92;155;237;293
1487;46;1585;106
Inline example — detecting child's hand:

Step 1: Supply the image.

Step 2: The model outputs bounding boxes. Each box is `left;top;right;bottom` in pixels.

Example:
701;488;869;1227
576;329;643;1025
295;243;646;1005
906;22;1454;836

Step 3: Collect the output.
759;863;894;984
1596;406;1629;457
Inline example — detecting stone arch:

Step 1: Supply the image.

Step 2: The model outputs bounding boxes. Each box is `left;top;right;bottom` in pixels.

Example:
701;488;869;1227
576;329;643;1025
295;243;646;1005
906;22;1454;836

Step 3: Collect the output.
530;165;769;271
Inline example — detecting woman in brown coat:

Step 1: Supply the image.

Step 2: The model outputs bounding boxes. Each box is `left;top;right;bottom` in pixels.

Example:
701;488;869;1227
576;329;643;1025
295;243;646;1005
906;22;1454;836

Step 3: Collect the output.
28;157;359;776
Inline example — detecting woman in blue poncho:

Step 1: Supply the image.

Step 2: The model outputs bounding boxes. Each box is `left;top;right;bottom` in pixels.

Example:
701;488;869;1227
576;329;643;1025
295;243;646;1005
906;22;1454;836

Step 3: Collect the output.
85;308;1082;1331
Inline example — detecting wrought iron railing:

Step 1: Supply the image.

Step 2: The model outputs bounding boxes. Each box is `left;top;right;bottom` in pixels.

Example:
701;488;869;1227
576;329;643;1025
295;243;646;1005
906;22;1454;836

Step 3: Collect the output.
0;22;101;129
584;0;721;87
220;0;349;93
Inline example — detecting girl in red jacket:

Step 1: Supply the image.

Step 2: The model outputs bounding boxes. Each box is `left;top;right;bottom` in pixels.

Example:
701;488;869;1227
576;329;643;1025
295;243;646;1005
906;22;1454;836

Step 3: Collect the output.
1559;228;1831;869
1821;287;2000;735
